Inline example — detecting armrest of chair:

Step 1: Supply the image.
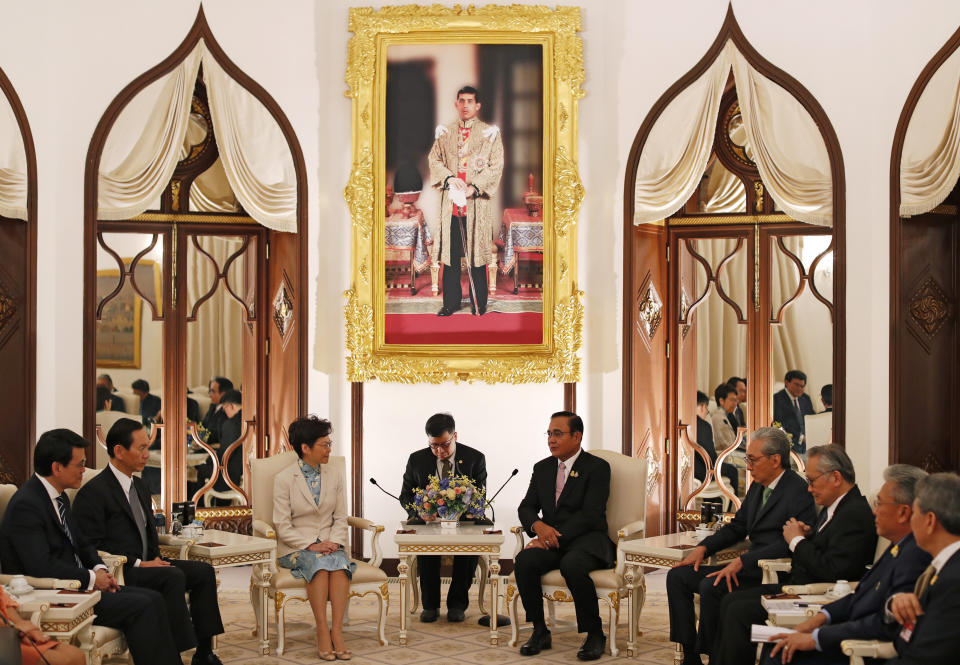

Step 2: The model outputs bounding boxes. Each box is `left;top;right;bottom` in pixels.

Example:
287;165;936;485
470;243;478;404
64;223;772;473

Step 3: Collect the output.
758;558;792;584
252;519;276;540
348;516;385;568
617;519;646;541
840;640;896;660
511;526;525;559
0;574;81;590
157;534;193;560
781;581;859;595
98;551;127;584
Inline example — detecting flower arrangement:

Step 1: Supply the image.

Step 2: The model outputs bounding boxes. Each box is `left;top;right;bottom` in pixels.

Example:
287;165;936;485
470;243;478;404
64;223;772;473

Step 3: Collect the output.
407;474;486;521
770;422;794;447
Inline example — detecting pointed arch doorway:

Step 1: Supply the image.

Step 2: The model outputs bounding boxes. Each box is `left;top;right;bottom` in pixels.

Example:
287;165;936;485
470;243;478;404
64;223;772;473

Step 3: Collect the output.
622;7;846;534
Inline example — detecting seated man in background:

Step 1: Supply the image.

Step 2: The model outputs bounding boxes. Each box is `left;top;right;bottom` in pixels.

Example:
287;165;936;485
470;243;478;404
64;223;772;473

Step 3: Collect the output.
694;391;738;495
0;429;180;665
399;412;486;623
884;472;960;664
763;464;931;664
772;369;815;456
667;427;815;665
215;389;244;497
514;411;614;661
201;376;233;441
96;374;126;412
710;383;740;452
711;444;878;665
726;376;747;427
131;379;161;424
73;418;224;665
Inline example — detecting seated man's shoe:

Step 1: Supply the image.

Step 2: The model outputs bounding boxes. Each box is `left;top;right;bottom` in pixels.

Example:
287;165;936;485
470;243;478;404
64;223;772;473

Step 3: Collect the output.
191;653;224;665
419;608;439;623
576;632;606;661
446;608;465;622
519;628;552;656
437;307;455;317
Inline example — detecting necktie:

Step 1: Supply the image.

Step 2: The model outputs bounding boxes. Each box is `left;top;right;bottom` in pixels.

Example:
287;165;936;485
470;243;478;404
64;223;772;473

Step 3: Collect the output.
793;397;805;434
555;462;567;506
761;486;772;508
128;482;148;561
56;494;83;567
914;564;936;599
440;459;452;480
815;507;830;532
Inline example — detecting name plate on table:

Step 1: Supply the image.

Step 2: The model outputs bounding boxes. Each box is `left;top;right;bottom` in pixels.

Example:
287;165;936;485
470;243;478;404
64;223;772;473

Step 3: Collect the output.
669;544;696;550
57;590;94;595
195;542;225;547
49;602;77;608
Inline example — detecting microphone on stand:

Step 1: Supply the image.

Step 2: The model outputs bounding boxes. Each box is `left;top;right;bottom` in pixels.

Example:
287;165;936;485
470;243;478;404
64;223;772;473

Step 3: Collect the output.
481;468;519;525
369;478;424;525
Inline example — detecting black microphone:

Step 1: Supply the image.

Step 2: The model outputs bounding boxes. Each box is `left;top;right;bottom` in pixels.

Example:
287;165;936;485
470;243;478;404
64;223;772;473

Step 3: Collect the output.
483;468;519;525
369;477;401;503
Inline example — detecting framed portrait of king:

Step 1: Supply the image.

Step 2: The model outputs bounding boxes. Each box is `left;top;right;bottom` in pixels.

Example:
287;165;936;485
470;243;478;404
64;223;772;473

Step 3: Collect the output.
345;4;584;383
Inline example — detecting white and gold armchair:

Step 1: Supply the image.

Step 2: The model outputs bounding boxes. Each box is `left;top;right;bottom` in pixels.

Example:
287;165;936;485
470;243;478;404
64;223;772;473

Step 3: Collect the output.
504;449;648;657
250;451;388;655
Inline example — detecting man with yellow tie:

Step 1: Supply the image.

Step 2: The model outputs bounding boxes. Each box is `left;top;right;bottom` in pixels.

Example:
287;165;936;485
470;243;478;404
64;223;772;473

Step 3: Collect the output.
885;472;960;664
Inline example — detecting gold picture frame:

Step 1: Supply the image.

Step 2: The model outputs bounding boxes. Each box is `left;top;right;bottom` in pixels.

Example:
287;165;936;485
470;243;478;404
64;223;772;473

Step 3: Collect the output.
96;259;161;368
344;4;584;383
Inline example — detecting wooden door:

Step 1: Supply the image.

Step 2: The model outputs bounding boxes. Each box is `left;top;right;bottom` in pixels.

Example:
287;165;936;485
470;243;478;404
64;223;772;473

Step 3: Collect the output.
0;217;31;484
626;223;668;536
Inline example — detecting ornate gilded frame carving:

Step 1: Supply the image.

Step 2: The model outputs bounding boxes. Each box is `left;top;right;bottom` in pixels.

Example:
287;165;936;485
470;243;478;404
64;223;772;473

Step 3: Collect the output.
344;4;584;383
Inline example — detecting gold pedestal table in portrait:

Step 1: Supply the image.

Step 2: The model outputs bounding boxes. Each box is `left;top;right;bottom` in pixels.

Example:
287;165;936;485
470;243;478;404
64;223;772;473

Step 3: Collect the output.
182;530;277;655
618;532;749;658
394;521;504;646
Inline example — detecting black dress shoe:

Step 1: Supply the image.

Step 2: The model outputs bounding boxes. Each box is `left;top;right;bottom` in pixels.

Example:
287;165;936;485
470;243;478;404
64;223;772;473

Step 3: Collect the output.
437;307;455;317
191;653;223;665
447;608;465;622
519;628;552;656
576;632;606;661
420;608;439;623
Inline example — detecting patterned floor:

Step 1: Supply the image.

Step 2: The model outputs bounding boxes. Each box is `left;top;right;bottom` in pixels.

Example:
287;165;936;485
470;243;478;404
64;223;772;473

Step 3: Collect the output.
211;569;677;665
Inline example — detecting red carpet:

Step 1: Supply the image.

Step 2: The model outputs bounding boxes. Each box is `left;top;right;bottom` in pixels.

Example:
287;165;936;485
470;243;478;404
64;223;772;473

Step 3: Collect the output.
385;311;543;345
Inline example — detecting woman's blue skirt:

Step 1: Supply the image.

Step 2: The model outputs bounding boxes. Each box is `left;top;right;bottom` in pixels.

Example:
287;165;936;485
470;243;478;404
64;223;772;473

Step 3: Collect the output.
277;547;357;582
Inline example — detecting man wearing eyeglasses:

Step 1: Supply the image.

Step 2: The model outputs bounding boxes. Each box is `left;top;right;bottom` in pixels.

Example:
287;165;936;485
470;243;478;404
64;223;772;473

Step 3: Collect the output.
399;412;487;623
667;427;815;665
514;411;615;661
710;444;877;665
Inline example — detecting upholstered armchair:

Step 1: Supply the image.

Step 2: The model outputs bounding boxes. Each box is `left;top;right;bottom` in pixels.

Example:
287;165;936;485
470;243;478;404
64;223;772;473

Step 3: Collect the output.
840;639;896;665
250;451;388;655
504;450;648;657
759;536;890;586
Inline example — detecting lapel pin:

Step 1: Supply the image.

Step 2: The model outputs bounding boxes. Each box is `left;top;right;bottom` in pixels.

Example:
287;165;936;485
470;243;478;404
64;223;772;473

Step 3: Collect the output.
570;470;579;478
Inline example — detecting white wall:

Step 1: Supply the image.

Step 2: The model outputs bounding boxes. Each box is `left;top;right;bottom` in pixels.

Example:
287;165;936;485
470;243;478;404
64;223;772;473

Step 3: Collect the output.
11;0;960;538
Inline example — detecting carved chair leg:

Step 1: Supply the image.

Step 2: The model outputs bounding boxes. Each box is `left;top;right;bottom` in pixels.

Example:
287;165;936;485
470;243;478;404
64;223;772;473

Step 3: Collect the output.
508;587;521;647
376;589;388;647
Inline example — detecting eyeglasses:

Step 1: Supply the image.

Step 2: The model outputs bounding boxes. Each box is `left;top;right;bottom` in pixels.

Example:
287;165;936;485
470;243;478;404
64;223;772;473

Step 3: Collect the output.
872;497;902;509
745;454;769;466
312;440;333;450
428;436;455;450
805;472;827;486
545;430;572;439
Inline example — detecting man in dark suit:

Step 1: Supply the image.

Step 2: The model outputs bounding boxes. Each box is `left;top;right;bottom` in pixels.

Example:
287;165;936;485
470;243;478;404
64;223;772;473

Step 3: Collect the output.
73;418;224;665
667;427;816;665
201;376;233;442
97;374;127;413
885;472;960;664
0;429;181;665
772;370;816;455
514;411;615;661
711;444;878;665
695;391;738;495
131;379;161;424
399;412;487;623
726;376;747;428
762;464;931;664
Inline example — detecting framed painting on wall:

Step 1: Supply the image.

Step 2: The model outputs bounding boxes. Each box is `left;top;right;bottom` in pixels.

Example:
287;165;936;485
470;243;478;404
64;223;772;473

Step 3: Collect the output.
345;4;584;383
96;258;160;368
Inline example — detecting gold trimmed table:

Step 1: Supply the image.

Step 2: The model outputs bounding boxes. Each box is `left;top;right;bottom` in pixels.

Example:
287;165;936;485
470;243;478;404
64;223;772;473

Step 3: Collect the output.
761;593;831;628
619;532;749;659
15;588;100;643
184;529;277;654
394;521;505;646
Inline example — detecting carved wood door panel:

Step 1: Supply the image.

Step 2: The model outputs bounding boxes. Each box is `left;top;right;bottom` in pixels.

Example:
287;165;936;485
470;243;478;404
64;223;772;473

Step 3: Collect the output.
626;224;668;536
894;212;959;472
0;218;29;484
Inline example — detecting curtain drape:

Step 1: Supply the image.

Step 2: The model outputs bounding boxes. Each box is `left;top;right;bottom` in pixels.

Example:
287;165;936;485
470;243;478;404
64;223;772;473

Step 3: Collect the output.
0;92;27;220
900;47;960;217
702;160;746;213
98;41;296;231
634;41;833;227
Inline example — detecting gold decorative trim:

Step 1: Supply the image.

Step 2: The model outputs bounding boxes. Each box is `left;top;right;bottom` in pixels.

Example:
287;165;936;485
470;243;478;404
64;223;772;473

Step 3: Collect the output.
668;213;795;226
274;590;286;612
397;544;501;553
544;589;572;602
344;4;584;383
193;551;272;566
505;584;517;602
41;608;94;633
196;507;253;518
127;212;258;225
624;553;683;568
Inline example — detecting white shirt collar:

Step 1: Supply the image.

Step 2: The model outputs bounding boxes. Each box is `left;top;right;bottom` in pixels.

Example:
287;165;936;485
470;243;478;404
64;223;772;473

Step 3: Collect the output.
37;474;61;501
766;470;786;491
931;539;960;574
558;448;582;479
108;462;133;493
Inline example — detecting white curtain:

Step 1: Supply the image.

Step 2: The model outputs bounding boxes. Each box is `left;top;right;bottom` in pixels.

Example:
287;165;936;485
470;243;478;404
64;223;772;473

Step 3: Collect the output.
98;41;296;232
900;47;960;217
634;41;833;227
0;91;27;220
702;160;746;213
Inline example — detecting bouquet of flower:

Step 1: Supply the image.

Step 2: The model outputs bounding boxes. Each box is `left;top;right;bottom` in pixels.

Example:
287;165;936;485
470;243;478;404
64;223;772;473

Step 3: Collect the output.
407;474;486;521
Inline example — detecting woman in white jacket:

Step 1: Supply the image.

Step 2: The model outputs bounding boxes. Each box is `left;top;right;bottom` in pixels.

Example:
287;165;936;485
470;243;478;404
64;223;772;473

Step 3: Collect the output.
273;416;354;661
